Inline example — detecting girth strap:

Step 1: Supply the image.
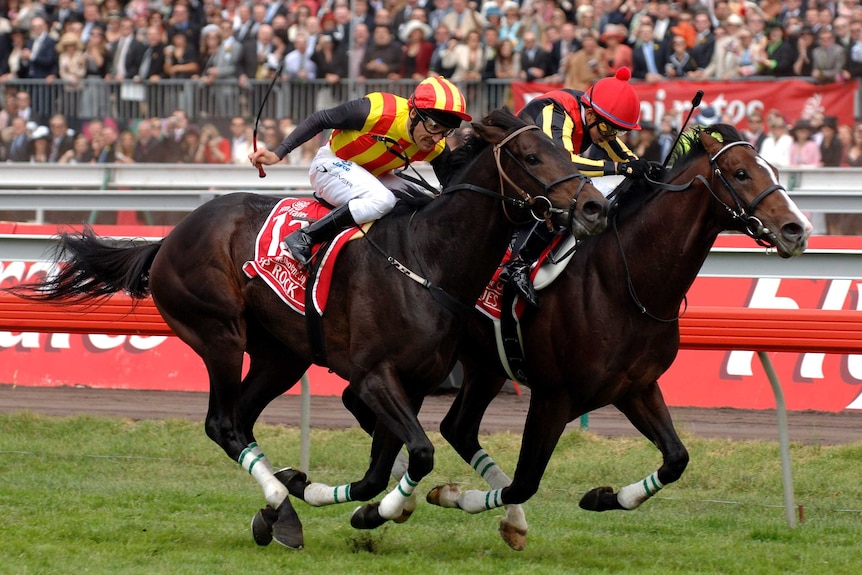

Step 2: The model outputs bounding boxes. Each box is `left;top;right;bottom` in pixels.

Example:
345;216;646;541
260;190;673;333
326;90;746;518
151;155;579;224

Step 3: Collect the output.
499;286;529;386
304;256;328;366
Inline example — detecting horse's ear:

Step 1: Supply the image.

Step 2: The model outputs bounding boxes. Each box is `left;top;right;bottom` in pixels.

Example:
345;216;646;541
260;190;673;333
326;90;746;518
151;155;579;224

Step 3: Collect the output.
698;129;724;156
472;115;508;143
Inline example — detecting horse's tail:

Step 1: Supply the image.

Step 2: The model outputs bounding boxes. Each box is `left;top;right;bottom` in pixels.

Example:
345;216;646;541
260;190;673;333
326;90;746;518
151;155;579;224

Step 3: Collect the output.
9;226;162;303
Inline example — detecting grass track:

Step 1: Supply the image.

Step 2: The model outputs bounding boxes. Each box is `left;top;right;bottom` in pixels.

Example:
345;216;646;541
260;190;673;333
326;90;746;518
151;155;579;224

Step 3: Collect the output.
1;413;861;575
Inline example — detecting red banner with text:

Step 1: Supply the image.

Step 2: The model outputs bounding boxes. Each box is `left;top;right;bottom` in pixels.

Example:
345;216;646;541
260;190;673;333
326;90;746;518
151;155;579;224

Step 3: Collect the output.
512;79;859;131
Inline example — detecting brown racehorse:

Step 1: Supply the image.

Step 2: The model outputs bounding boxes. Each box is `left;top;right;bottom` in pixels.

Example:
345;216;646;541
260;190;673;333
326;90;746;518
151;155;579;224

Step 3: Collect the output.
8;109;608;550
358;124;812;550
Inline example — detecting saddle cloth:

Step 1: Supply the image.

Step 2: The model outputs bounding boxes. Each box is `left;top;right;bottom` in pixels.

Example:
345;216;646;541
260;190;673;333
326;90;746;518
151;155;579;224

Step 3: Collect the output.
241;198;367;315
475;233;577;320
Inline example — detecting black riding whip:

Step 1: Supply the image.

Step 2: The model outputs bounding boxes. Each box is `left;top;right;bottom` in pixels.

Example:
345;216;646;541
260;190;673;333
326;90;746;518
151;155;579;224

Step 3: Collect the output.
252;62;284;178
661;90;704;170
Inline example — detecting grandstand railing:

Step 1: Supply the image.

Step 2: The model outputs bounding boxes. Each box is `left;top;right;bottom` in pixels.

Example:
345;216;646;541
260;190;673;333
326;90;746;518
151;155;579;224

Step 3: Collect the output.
4;76;857;125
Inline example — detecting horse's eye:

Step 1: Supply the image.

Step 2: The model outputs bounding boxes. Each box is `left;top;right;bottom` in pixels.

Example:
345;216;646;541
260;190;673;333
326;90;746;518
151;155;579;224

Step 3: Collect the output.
734;169;748;181
525;154;540;165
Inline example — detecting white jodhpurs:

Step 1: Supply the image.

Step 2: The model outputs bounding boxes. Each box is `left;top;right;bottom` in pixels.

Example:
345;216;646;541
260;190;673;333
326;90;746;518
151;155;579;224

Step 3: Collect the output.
308;145;399;224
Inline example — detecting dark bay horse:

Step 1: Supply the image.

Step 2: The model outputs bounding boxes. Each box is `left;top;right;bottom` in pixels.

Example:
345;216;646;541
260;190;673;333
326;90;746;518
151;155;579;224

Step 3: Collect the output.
420;125;813;550
11;109;608;549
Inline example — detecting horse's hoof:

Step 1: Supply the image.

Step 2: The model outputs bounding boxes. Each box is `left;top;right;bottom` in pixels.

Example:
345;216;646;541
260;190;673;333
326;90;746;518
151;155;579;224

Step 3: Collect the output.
272;499;304;549
250;506;278;546
499;518;527;551
350;502;388;530
426;483;462;508
579;486;619;512
392;508;413;524
274;467;309;501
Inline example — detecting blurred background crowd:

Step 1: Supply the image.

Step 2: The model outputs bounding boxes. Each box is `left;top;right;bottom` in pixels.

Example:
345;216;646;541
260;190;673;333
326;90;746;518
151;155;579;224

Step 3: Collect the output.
1;0;861;169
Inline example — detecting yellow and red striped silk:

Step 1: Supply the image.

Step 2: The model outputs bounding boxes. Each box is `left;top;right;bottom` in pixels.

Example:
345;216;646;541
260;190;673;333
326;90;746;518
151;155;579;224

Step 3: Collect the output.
329;92;445;177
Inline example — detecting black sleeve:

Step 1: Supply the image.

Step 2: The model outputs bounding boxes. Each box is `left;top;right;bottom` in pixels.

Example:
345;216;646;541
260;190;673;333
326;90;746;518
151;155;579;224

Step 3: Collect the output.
275;97;371;159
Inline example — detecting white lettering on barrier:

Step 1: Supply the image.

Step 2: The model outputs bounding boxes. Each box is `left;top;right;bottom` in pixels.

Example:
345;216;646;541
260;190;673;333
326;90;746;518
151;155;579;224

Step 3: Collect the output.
725;278;799;377
0;261;169;353
0;331;41;348
0;332;169;351
128;335;168;350
799;280;852;379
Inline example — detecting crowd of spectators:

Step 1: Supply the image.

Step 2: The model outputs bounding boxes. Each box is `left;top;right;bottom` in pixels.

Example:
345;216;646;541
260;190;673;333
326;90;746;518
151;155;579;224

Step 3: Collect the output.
1;0;862;167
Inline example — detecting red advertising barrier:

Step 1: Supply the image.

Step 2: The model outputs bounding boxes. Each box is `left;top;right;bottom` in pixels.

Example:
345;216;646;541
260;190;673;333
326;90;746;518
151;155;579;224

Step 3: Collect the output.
2;229;862;412
512;79;859;130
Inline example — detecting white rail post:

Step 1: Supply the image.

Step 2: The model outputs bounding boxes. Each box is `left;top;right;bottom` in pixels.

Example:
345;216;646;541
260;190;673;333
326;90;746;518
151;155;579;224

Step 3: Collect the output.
300;372;311;473
757;351;798;528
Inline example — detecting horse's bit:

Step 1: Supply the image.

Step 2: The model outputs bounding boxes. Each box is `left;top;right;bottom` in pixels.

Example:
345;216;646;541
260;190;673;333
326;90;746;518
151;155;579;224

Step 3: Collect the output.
491;124;592;231
706;140;786;247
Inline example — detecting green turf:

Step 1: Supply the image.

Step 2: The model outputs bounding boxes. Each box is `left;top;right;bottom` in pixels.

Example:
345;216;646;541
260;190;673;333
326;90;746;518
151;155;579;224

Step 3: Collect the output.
1;413;860;575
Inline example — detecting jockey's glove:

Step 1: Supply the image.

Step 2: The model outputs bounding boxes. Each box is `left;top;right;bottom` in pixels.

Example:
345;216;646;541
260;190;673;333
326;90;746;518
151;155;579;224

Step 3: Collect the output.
616;158;651;178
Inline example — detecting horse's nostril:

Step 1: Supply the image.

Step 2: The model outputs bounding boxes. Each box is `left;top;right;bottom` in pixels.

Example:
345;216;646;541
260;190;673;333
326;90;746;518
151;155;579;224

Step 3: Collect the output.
582;200;605;221
781;222;803;241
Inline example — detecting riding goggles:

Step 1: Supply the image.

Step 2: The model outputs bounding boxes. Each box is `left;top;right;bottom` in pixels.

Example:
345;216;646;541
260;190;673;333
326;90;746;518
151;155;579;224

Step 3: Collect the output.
415;108;456;138
594;119;627;139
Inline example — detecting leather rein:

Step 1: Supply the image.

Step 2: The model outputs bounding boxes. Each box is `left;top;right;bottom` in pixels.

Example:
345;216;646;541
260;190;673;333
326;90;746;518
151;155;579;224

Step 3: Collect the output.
618;139;786;323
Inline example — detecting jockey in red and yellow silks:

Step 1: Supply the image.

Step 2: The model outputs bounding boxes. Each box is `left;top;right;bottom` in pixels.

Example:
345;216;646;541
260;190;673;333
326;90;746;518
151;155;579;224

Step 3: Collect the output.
249;76;471;267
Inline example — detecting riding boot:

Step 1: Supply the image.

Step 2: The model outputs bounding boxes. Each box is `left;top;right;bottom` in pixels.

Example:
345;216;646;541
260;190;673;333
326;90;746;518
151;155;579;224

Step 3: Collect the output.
282;204;356;267
497;226;553;308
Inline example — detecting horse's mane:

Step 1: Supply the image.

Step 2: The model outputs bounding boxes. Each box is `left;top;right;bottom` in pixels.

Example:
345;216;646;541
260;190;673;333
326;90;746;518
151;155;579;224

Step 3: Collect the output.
391;108;529;215
610;123;746;215
666;123;745;176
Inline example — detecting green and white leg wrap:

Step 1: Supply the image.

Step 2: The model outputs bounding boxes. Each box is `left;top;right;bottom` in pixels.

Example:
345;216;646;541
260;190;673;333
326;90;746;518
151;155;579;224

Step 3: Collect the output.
470;449;525;528
378;472;418;520
470;449;511;489
617;471;664;510
457;488;505;513
304;482;353;506
239;442;287;508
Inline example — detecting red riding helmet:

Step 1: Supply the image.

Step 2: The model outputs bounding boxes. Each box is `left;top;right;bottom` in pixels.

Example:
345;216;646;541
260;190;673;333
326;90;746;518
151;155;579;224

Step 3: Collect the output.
410;76;473;127
581;67;642;131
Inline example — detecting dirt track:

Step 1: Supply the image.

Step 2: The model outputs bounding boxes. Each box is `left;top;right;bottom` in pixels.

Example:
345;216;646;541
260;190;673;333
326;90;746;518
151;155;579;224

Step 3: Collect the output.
2;384;861;445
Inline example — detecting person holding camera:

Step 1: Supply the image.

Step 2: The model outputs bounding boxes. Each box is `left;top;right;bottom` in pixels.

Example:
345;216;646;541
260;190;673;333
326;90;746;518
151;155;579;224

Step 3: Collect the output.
194;123;230;164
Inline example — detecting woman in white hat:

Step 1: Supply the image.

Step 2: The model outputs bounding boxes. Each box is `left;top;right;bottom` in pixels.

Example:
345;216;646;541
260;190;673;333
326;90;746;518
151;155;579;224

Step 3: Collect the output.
399;19;434;80
57;32;86;115
57;32;86;87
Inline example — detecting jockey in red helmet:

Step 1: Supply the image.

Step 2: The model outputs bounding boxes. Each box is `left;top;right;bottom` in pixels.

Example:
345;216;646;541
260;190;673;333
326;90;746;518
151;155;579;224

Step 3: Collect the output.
501;67;649;307
250;77;472;267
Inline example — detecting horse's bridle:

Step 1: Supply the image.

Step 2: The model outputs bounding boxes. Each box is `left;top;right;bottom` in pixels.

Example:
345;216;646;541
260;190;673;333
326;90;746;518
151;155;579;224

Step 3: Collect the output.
373;123;593;317
705;140;786;247
620;138;787;323
646;139;786;248
489;124;592;231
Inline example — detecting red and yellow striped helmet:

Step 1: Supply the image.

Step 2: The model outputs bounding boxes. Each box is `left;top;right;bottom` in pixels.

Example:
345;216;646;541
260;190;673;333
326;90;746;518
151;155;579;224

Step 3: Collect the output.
410;76;472;123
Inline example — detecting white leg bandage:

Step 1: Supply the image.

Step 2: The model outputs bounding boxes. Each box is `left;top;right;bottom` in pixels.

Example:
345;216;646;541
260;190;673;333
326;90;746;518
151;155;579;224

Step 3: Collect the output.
239;442;287;508
457;488;505;514
470;449;512;489
304;482;353;506
617;472;664;510
378;472;418;520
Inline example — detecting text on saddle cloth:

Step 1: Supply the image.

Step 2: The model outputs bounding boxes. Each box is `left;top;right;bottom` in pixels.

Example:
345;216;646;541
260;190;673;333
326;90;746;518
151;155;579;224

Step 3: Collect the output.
241;198;370;315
